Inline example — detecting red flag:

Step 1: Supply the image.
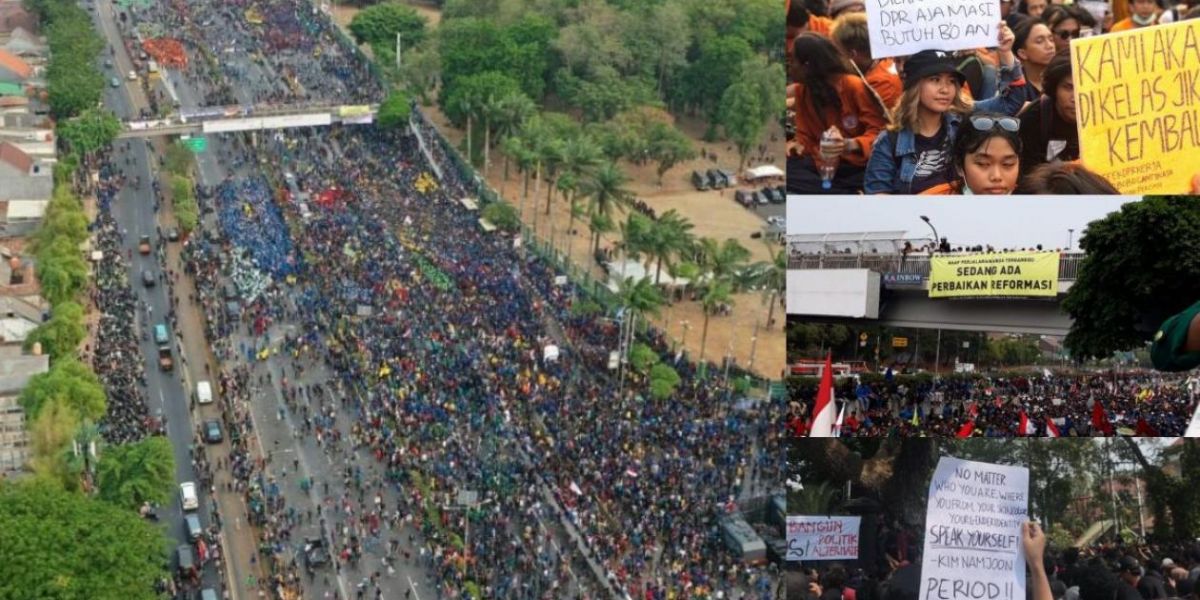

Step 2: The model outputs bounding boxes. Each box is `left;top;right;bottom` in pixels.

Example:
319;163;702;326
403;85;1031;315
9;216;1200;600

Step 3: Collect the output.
1045;417;1061;438
1135;418;1158;437
1092;400;1114;435
956;421;975;438
809;353;837;437
1019;410;1035;436
968;401;979;418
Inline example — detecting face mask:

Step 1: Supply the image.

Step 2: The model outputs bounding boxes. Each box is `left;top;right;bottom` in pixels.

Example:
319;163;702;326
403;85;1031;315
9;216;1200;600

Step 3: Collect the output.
1132;13;1156;25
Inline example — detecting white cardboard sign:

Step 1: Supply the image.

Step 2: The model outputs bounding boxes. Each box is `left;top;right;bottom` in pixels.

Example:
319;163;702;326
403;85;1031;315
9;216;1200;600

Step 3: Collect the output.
867;0;1000;59
919;456;1029;600
786;515;862;561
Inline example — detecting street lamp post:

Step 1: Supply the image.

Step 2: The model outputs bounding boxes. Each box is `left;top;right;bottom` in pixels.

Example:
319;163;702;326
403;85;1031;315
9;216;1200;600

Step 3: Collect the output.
1067;228;1074;251
920;215;939;251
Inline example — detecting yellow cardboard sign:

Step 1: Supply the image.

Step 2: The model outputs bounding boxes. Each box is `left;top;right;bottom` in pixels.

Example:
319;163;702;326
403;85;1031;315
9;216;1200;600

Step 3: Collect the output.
1071;20;1200;194
928;251;1060;298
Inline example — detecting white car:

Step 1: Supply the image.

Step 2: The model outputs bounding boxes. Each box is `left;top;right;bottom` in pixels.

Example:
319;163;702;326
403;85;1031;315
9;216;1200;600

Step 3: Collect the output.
196;380;213;405
127;70;137;81
180;482;198;512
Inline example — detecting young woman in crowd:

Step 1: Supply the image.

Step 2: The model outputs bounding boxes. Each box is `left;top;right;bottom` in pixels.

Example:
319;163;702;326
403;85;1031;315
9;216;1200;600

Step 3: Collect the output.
1016;51;1078;174
1012;17;1058;94
787;33;888;194
919;113;1023;195
862;22;1028;194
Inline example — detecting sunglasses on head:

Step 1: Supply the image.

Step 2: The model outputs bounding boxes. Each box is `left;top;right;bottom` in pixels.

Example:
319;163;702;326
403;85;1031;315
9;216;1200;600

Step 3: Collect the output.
970;116;1020;133
1055;29;1081;40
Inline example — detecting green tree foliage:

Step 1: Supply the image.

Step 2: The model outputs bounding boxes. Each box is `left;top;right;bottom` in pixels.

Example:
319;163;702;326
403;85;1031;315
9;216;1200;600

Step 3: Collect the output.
57;108;122;156
718;61;781;171
35;237;89;305
95;436;176;510
443;71;522;128
437;15;553;106
674;35;753;125
378;89;414;129
582;162;634;254
629;342;660;374
648;363;681;400
554;67;660;123
19;356;106;423
27;397;81;488
33;187;89;254
647;122;696;185
170;175;198;233
164;142;194;177
0;479;169;599
22;301;86;364
42;6;105;118
1063;197;1200;359
349;2;428;49
481;201;520;232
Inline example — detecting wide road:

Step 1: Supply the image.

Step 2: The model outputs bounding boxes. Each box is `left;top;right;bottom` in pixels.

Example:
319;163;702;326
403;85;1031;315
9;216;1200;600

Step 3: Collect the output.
88;1;225;596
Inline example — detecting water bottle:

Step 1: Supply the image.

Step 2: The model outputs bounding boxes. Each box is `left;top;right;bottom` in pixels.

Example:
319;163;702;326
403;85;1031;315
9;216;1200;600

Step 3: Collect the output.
818;127;841;190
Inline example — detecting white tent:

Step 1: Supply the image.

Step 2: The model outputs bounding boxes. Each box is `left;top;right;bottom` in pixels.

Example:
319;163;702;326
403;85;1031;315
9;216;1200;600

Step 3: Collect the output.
744;165;784;180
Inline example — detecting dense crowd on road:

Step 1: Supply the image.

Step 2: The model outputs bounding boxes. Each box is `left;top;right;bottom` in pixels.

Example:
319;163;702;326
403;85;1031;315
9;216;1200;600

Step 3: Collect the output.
89;159;154;444
170;116;785;599
791;371;1200;437
104;0;788;596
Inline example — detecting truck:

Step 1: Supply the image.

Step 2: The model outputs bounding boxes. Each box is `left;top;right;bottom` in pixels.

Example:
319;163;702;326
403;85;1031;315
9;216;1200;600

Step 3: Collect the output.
158;346;173;371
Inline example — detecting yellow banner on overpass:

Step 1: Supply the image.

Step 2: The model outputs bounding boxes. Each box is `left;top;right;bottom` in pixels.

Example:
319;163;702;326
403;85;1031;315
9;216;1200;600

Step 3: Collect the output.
336;105;372;117
928;251;1060;298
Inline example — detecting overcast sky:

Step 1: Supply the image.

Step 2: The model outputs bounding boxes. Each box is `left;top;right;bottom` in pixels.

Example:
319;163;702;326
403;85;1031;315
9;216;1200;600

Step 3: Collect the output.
786;196;1137;250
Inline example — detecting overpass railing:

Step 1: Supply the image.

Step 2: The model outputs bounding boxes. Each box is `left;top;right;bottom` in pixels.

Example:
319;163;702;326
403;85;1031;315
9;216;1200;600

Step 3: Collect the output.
788;252;1086;281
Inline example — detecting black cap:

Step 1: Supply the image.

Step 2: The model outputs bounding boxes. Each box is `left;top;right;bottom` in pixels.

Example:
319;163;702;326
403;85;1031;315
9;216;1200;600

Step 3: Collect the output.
902;50;966;89
1117;556;1141;573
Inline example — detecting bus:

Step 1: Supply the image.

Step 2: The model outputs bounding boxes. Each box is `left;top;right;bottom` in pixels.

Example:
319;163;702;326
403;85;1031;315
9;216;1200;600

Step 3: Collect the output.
789;360;866;377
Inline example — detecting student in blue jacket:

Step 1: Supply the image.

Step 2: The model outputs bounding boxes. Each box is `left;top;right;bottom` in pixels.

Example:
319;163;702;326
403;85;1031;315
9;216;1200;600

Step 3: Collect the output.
863;22;1037;195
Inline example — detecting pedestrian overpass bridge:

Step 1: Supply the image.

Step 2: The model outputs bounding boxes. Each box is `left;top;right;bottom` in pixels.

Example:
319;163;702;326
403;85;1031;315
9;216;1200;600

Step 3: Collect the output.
115;103;379;139
787;252;1085;336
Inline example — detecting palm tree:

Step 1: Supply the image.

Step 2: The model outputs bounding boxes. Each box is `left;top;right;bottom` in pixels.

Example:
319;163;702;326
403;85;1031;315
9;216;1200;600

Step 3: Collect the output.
565;195;588;264
696;237;752;284
582;162;634;256
699;279;733;366
540;138;566;216
499;134;525;197
553;171;578;256
492;92;536;177
480;91;502;176
619;212;653;280
644;210;695;285
616;275;666;390
758;248;786;330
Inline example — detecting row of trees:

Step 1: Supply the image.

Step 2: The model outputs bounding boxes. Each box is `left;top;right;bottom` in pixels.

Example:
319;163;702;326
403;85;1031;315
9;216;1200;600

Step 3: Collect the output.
3;5;173;585
26;0;107;118
350;0;782;172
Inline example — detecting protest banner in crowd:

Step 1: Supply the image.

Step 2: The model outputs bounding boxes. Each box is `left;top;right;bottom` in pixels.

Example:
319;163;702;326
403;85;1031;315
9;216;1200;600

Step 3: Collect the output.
928;251;1059;299
1072;19;1200;194
787;515;863;561
866;0;1000;58
919;457;1029;600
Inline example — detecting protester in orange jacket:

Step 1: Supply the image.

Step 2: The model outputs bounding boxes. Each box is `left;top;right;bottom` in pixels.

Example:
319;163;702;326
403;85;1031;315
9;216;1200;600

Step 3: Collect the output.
786;32;888;194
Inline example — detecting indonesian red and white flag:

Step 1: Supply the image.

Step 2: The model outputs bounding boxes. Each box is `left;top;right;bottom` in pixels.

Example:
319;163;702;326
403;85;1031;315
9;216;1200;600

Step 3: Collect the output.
808;353;837;437
1045;417;1061;438
832;402;846;437
569;482;583;495
1018;410;1036;436
956;421;975;438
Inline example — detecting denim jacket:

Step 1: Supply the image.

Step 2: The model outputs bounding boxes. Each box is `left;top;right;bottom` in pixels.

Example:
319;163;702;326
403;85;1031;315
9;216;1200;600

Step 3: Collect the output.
863;60;1035;195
